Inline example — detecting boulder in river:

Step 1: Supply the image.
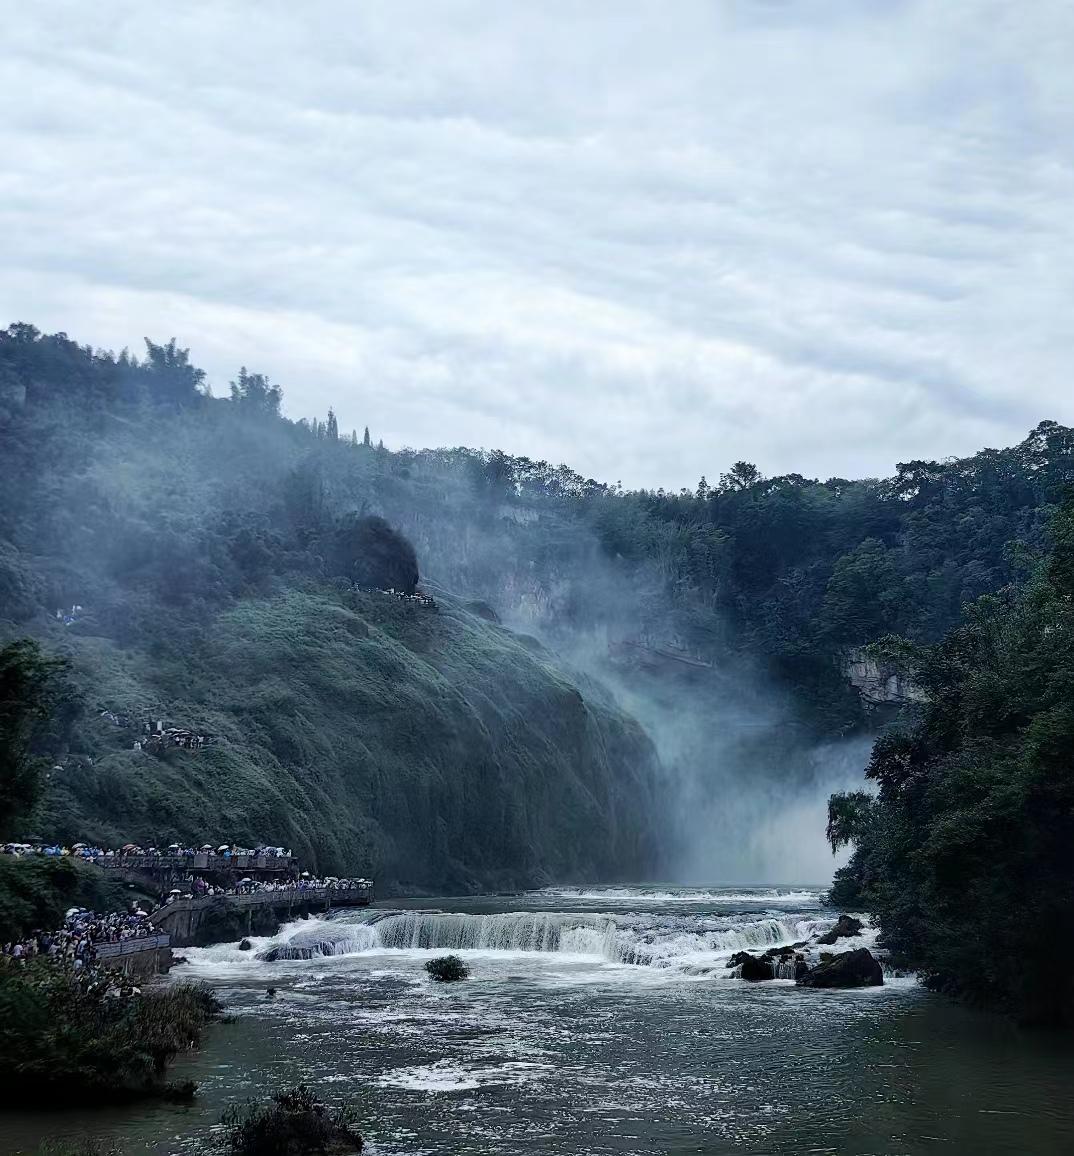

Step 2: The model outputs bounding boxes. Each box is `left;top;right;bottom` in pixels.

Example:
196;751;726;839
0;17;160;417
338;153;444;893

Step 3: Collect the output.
238;938;253;951
816;915;864;945
726;951;774;981
797;947;883;988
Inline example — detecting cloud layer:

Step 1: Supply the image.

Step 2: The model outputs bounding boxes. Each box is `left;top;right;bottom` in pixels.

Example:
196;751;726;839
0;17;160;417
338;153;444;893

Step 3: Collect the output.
3;0;1073;487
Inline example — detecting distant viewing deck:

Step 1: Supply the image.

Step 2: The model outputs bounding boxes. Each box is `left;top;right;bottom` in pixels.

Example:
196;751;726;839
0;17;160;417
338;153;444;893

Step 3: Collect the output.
93;852;296;873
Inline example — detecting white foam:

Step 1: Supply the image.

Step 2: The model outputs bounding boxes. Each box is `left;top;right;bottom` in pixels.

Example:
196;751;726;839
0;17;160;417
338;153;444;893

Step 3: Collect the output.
375;1060;552;1093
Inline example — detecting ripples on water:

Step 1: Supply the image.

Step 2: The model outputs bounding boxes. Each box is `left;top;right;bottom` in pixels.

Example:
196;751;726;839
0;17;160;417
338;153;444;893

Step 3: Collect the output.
4;885;1074;1155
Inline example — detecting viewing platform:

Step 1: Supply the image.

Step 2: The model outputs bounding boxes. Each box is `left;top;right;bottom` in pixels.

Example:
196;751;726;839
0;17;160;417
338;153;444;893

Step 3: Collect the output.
148;884;374;947
94;933;173;976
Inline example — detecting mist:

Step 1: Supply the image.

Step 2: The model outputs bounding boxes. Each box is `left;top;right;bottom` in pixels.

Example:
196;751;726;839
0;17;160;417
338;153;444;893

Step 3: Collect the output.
391;479;874;888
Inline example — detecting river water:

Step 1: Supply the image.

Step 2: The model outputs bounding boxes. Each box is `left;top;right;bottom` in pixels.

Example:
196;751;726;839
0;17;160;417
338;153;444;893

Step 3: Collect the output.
5;886;1074;1155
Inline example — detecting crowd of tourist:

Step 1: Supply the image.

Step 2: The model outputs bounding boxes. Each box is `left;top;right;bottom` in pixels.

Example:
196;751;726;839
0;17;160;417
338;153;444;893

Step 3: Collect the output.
160;873;373;903
2;836;374;978
2;840;293;861
1;905;155;967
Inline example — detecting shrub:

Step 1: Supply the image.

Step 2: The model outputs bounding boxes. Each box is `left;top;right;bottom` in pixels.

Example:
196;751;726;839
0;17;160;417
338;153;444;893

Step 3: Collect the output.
222;1084;363;1155
0;962;220;1104
424;954;469;982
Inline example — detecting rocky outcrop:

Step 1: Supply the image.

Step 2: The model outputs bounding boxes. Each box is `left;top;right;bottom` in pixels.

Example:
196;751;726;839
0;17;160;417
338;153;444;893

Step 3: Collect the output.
797;948;883;988
816;914;863;945
842;648;927;708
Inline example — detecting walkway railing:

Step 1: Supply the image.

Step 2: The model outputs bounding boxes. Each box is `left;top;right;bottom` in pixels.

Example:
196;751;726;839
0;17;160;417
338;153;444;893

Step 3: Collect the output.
147;884;373;925
94;934;171;958
92;854;295;872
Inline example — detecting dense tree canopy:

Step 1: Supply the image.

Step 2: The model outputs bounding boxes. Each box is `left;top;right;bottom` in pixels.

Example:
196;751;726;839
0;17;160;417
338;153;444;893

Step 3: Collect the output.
828;499;1074;1025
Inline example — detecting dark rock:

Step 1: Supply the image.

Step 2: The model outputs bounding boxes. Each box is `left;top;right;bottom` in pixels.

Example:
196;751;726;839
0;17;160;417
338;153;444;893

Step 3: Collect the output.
816;914;864;945
797;948;883;988
726;951;774;981
238;938;253;951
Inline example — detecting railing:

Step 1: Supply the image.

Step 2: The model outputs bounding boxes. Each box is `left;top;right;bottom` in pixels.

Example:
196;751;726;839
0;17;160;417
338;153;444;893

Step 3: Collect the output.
94;934;171;958
148;884;373;924
92;854;295;872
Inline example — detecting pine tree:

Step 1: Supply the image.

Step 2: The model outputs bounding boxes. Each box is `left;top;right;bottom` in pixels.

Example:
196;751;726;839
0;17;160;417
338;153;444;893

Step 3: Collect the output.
363;426;372;447
326;408;339;441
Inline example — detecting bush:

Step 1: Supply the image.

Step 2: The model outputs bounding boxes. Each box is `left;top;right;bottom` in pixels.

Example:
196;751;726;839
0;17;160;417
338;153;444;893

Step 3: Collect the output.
0;961;220;1104
222;1084;363;1155
424;954;469;982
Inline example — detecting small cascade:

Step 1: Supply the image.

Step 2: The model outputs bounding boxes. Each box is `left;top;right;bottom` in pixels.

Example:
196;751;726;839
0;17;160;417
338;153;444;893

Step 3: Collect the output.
373;911;615;953
255;910;837;970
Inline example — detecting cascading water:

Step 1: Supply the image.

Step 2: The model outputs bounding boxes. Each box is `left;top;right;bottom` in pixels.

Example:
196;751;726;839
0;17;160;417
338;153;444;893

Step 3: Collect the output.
256;908;837;972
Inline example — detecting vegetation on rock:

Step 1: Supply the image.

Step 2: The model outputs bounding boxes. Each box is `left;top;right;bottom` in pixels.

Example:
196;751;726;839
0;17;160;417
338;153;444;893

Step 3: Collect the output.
221;1084;363;1155
424;954;470;982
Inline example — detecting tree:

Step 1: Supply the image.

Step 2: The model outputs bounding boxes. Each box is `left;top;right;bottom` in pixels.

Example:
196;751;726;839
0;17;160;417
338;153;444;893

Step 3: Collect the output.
326;408;339;442
229;367;282;416
0;640;73;837
718;461;762;492
143;338;205;406
363;426;372;447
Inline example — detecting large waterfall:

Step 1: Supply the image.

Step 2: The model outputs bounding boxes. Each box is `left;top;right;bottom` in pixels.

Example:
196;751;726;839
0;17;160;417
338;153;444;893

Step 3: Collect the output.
257;909;834;970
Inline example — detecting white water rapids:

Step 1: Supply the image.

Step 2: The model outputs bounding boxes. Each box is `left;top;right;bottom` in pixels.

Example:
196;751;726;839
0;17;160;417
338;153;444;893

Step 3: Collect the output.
193;892;852;976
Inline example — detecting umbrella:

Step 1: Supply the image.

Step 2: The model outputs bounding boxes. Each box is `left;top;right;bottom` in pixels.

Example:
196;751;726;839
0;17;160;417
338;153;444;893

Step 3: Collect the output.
300;871;311;878
217;844;230;853
168;888;183;894
201;844;214;851
167;843;181;850
65;906;82;918
238;877;253;884
122;843;138;852
71;842;87;849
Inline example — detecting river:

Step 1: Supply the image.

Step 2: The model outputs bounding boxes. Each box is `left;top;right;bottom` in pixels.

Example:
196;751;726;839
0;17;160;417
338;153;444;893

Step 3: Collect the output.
4;886;1074;1155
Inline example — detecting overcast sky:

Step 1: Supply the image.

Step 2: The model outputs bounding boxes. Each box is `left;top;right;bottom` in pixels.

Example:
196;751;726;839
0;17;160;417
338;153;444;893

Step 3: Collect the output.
3;1;1073;489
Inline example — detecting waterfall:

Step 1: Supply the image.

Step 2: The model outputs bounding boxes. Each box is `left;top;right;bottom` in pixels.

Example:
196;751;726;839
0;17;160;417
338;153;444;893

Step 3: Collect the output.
258;910;835;968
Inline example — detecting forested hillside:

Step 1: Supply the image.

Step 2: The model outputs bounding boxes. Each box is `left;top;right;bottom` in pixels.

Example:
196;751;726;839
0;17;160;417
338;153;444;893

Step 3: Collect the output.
2;323;1072;888
827;499;1074;1025
0;325;662;889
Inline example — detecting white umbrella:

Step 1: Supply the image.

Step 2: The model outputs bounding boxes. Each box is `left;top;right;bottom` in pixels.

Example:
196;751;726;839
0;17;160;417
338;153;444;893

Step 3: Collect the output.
168;888;183;894
217;844;230;853
201;844;214;851
238;877;253;884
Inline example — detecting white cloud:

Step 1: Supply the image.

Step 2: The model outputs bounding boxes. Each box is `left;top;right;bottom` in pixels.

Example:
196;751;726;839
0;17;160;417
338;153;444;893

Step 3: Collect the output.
2;0;1073;487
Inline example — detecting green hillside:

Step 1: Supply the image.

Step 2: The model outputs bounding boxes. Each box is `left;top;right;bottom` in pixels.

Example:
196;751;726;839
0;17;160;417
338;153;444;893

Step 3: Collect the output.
17;587;662;890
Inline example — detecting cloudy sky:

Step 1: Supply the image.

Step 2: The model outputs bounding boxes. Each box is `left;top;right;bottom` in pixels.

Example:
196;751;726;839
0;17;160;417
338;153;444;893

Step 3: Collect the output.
3;1;1073;489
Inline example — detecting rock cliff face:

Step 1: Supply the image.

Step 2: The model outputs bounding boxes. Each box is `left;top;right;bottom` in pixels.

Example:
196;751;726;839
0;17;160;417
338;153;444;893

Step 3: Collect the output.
841;648;927;708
